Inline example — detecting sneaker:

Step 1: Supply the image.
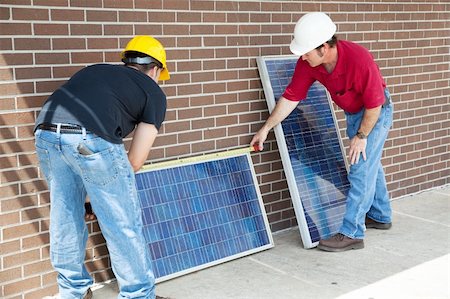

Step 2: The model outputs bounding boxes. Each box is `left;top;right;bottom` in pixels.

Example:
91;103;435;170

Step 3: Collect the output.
317;233;364;252
365;216;392;230
83;288;92;299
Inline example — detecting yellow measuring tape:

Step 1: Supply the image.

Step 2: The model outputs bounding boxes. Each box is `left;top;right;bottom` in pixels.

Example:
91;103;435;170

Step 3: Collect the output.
140;145;259;171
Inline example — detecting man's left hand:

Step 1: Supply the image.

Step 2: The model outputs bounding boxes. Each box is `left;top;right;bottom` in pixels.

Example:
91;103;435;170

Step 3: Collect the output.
349;136;367;165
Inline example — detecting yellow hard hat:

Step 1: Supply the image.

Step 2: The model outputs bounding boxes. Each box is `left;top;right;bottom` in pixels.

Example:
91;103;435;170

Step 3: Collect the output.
122;35;170;81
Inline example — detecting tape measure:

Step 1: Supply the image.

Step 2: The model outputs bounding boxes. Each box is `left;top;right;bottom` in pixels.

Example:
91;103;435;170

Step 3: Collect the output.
140;145;260;171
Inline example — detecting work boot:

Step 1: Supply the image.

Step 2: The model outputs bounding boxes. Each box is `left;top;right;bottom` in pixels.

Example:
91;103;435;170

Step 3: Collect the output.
317;233;364;252
365;216;392;230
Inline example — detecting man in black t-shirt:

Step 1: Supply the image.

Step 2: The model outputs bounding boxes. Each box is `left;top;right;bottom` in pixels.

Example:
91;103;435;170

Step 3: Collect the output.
34;36;169;299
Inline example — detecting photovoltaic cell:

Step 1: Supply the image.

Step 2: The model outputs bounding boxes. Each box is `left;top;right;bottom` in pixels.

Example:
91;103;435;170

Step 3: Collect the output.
257;55;350;248
136;153;273;282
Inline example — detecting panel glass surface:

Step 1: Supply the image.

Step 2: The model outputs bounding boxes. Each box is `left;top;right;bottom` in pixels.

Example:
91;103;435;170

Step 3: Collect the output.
258;56;350;248
136;154;273;282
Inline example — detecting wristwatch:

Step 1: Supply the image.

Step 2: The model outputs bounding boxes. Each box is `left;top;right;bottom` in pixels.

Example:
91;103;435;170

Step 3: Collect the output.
356;131;367;139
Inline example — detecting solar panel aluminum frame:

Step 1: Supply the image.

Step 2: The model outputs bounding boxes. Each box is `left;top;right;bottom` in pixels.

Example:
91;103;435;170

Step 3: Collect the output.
136;152;274;283
256;55;349;249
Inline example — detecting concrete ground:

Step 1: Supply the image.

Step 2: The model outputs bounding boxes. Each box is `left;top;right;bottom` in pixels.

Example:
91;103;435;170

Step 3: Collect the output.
90;185;450;299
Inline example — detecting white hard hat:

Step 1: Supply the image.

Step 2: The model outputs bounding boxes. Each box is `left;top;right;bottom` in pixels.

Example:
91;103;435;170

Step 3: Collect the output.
289;12;337;56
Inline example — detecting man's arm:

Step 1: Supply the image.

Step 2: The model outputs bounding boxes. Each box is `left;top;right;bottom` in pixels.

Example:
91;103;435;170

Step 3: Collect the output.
250;96;299;150
128;122;159;172
349;105;381;165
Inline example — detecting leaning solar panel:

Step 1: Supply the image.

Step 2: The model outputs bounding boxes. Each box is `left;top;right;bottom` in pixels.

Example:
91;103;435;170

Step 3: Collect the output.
135;153;273;282
257;55;350;249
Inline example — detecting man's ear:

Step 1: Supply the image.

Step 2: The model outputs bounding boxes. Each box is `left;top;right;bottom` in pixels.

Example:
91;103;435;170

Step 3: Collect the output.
147;66;160;82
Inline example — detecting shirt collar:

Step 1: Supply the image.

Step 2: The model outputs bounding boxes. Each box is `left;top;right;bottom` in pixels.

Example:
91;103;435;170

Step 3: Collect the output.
318;41;344;76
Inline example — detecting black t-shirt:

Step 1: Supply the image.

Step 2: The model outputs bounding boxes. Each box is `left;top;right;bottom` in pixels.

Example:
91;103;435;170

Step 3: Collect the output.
35;64;167;144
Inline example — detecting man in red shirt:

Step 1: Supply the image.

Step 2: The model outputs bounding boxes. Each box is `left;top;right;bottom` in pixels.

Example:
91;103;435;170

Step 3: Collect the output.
251;12;394;252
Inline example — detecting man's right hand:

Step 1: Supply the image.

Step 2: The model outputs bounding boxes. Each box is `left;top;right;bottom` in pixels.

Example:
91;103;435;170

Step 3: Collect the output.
250;127;269;152
84;201;96;221
250;97;299;152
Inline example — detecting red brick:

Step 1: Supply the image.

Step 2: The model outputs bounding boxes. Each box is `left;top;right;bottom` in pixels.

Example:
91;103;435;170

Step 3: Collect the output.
50;8;84;21
3;221;40;241
12;7;49;20
42;271;58;286
165;143;190;157
119;10;147;22
178;131;202;143
1;23;32;35
163;0;189;10
0;211;20;226
15;67;51;80
0;183;19;198
0;53;33;66
14;38;51;50
3;276;41;296
192;140;215;153
0;95;14;109
216;137;239;148
203;12;226;22
22;232;50;250
86;10;118;22
34;23;68;35
191;1;215;11
24;259;53;276
35;52;69;65
1;194;39;212
204;128;226;140
0;267;22;285
24;285;58;299
70;23;102;35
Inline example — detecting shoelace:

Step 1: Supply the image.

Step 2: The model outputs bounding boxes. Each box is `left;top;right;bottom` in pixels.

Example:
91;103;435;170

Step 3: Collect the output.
333;233;345;241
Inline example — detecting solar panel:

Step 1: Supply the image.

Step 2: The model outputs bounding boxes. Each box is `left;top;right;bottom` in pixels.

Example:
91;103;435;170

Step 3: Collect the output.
257;55;350;249
135;151;274;282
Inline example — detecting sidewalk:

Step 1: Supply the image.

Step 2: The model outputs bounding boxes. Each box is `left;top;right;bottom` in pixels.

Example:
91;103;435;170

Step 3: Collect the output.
92;185;450;299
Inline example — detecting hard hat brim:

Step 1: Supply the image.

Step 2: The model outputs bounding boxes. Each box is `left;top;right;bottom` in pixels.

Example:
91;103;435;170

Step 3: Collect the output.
159;68;170;81
289;39;316;57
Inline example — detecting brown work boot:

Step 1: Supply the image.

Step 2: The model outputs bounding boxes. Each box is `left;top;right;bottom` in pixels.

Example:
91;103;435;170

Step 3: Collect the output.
317;233;364;252
365;216;392;230
83;288;92;299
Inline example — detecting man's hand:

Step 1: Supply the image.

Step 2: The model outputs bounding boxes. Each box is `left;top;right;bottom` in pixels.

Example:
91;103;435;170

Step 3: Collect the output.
250;127;269;152
250;97;299;152
349;136;367;165
348;105;382;165
84;199;96;221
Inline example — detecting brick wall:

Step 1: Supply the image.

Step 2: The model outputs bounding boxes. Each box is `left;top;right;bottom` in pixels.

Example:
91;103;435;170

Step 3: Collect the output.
1;0;449;297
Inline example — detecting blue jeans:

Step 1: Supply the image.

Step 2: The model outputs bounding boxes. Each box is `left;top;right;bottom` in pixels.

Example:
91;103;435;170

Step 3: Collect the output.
340;91;394;239
35;128;155;299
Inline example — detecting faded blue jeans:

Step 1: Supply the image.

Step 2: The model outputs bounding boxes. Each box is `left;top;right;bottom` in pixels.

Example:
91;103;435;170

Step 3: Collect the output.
340;90;394;239
35;127;155;299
